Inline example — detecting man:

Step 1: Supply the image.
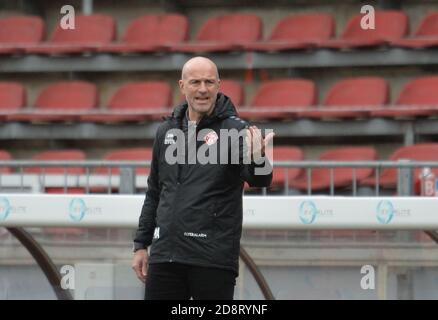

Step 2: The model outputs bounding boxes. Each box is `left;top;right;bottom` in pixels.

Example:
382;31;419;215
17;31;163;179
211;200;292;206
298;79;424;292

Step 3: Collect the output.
132;56;274;300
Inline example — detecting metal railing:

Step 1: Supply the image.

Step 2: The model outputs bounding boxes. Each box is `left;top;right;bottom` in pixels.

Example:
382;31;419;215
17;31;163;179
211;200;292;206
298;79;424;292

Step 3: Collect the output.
1;159;437;196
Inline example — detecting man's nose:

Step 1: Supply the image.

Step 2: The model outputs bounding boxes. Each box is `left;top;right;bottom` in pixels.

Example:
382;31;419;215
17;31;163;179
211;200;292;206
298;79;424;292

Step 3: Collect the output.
198;82;208;92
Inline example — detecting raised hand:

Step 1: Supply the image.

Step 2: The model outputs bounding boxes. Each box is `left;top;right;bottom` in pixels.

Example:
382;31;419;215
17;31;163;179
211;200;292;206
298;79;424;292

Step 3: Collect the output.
245;125;275;162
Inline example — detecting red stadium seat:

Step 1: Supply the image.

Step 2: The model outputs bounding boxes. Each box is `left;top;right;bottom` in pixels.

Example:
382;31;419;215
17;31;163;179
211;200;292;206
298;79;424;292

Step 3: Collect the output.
170;14;262;53
8;81;98;122
370;77;438;118
290;147;377;191
80;81;172;123
220;80;244;107
94;148;152;175
99;14;188;53
240;79;316;119
245;13;335;51
269;146;304;189
0;82;26;121
0;150;12;173
24;150;86;175
297;77;389;119
318;11;408;49
25;14;115;54
392;12;438;48
0;16;44;54
360;143;438;188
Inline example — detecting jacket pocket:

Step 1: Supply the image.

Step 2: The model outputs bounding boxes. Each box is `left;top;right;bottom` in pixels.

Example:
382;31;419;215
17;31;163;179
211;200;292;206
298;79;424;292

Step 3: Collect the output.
177;205;215;261
211;203;236;265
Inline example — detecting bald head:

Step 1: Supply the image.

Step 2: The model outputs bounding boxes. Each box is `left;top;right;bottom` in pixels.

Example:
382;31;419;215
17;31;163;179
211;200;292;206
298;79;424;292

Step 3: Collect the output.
181;56;219;80
179;56;221;122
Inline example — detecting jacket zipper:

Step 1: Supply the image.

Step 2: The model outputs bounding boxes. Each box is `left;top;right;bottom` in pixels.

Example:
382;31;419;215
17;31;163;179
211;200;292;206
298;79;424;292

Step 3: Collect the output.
168;119;183;263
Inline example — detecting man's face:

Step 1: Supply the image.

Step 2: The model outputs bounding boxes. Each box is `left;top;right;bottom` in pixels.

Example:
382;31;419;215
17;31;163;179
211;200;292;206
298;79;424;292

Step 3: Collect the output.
179;64;220;116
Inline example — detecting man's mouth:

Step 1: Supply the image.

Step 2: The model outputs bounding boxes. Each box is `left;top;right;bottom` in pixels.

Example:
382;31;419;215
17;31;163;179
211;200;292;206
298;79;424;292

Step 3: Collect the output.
195;97;209;102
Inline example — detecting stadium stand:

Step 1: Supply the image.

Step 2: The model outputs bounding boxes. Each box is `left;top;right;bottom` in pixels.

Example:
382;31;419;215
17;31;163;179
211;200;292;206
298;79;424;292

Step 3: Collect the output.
0;150;12;173
219;80;244;107
170;13;262;53
7;81;98;122
80;81;172;123
90;147;152;193
296;76;389;119
317;10;409;49
93;148;153;176
391;12;438;48
98;14;189;54
23;149;86;194
25;14;116;54
3;75;438;123
24;149;86;175
370;76;438;118
360;143;438;189
269;146;304;189
240;79;317;119
289;147;377;191
244;13;335;51
0;15;44;54
0;82;26;121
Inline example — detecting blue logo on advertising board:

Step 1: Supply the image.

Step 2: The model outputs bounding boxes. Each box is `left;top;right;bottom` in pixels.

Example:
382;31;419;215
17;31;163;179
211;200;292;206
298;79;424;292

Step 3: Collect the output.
299;200;318;224
376;200;395;224
0;197;11;221
69;198;87;222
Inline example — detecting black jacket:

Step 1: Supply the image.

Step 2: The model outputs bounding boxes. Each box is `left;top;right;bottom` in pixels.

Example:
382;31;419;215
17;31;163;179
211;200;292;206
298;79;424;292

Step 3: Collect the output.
134;93;272;274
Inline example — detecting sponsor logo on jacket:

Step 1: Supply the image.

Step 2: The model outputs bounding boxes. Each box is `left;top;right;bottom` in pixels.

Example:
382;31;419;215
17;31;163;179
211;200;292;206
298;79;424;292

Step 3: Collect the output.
164;133;176;145
184;232;207;238
153;227;160;239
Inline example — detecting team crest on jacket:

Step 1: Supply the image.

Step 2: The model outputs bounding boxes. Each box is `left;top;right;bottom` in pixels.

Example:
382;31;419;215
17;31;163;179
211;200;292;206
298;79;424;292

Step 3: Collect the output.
164;133;175;145
204;131;218;146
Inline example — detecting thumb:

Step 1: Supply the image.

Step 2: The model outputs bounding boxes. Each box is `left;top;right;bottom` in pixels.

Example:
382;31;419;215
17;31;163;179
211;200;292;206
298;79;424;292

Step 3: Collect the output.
142;260;148;276
264;132;275;145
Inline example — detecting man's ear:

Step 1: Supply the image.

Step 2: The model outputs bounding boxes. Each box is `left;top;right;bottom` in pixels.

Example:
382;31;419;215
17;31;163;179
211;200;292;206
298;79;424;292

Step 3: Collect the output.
178;79;184;94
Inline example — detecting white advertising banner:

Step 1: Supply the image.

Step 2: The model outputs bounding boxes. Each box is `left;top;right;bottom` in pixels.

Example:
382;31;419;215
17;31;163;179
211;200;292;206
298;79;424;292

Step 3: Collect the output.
0;194;438;229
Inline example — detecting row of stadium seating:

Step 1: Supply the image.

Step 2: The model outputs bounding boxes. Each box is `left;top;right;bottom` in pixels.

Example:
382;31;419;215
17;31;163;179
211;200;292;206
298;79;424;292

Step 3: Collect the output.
1;10;438;55
1;76;438;122
1;144;438;191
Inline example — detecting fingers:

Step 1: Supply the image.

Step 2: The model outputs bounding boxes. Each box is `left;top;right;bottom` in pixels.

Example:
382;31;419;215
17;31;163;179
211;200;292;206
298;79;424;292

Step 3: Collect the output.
132;262;146;283
246;126;275;161
250;127;262;146
245;128;252;160
142;259;148;278
132;264;145;283
250;127;262;160
132;252;147;283
264;132;275;145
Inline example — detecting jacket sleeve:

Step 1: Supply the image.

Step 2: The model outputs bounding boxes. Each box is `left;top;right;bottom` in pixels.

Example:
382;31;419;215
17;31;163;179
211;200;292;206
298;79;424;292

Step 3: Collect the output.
238;129;273;188
133;128;162;249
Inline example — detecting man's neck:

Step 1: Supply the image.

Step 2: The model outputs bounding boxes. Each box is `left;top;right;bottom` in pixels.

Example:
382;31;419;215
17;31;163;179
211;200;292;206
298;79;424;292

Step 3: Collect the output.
187;107;214;124
187;108;202;124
